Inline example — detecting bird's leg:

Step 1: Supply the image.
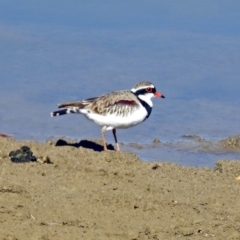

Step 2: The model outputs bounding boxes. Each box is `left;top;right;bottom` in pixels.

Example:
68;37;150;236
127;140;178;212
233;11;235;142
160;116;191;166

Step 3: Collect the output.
112;129;120;151
101;126;109;151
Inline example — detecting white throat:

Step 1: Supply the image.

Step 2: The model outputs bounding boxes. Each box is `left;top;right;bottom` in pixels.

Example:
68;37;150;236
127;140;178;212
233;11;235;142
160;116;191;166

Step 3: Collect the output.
138;93;154;107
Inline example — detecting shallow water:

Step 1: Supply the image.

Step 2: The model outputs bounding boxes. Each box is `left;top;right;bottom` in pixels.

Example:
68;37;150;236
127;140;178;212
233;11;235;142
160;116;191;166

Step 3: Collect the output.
0;1;240;167
122;137;240;168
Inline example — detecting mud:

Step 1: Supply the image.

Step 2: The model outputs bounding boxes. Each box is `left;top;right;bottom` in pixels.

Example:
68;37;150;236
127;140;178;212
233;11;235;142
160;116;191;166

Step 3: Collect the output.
221;135;240;149
0;137;240;240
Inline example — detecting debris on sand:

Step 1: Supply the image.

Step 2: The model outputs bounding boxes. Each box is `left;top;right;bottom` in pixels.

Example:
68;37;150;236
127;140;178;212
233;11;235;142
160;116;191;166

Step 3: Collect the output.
0;133;9;137
9;146;37;163
37;156;53;164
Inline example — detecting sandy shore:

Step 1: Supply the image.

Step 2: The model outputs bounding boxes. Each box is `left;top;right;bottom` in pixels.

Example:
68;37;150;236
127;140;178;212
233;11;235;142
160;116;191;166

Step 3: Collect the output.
1;137;240;240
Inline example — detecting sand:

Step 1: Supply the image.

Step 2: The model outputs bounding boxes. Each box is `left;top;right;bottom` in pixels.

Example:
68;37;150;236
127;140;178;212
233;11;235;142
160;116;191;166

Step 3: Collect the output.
0;136;240;240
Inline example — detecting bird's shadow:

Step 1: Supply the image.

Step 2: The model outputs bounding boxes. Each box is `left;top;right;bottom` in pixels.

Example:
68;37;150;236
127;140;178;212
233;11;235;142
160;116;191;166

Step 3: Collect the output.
55;139;115;152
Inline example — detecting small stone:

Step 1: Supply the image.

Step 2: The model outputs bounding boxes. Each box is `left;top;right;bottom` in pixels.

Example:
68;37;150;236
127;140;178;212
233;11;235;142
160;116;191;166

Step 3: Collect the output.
178;227;194;236
235;176;240;180
151;164;159;170
37;156;53;164
152;138;160;143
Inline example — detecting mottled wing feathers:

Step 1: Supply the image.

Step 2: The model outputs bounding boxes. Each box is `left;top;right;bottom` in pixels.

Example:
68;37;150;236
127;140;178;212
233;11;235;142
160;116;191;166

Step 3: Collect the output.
58;97;99;109
58;102;84;109
57;90;140;116
90;90;139;116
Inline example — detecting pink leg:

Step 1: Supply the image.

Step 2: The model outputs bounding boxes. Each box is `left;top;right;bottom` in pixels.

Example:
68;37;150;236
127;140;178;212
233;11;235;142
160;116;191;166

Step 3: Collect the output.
101;126;109;151
112;129;120;151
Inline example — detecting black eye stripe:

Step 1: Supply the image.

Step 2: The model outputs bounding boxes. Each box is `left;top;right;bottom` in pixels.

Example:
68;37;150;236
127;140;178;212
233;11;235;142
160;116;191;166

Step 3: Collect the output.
133;87;156;95
146;87;152;92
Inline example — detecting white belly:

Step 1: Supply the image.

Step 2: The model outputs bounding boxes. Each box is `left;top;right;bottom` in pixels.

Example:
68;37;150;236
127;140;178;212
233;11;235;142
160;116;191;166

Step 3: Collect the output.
80;106;148;130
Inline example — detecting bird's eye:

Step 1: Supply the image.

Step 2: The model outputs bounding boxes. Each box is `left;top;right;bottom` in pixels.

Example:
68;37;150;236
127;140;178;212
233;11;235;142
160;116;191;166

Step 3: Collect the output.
146;87;152;93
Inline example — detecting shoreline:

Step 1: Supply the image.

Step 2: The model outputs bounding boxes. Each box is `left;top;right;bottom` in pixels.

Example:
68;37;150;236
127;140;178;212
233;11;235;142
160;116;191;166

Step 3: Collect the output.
2;133;240;167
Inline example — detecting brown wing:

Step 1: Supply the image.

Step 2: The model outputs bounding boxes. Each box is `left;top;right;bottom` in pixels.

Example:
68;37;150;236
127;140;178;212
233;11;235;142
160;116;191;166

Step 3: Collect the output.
57;90;140;116
88;90;140;116
114;100;137;105
57;97;98;109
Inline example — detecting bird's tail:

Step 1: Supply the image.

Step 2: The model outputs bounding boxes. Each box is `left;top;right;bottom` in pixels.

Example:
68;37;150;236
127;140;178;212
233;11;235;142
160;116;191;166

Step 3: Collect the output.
51;107;81;117
51;109;68;117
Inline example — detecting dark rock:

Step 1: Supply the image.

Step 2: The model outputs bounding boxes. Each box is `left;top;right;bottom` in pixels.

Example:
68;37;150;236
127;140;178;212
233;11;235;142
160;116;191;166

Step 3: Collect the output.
9;146;37;163
20;146;30;152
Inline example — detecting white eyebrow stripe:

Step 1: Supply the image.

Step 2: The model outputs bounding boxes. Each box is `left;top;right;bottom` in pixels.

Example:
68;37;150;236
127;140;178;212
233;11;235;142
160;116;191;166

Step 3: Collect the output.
131;84;154;92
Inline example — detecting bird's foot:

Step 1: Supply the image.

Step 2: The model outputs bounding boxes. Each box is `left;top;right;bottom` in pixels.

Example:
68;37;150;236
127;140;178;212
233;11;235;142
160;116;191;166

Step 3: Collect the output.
103;145;110;151
103;148;111;152
115;143;120;151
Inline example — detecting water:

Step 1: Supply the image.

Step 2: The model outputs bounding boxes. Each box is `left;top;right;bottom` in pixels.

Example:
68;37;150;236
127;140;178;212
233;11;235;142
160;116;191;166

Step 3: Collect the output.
1;1;240;167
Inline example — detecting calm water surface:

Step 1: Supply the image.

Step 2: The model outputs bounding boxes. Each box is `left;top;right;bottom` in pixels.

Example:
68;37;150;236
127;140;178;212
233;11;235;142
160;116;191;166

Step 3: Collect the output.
0;1;240;167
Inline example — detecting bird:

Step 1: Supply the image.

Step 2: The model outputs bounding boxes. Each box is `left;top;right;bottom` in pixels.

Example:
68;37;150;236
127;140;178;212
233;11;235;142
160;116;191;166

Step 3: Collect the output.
51;81;165;151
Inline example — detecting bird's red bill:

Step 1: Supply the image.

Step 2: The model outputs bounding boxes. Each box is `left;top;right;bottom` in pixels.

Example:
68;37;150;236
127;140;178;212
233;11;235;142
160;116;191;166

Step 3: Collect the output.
154;91;165;98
